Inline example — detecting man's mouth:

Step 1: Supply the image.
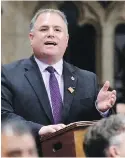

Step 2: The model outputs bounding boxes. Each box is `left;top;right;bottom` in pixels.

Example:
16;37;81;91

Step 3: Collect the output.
44;41;57;46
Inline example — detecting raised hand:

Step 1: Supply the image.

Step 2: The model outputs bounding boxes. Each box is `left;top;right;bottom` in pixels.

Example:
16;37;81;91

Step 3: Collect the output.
97;81;116;112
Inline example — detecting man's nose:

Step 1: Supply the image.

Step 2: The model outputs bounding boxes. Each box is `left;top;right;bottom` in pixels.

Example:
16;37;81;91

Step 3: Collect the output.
47;28;55;37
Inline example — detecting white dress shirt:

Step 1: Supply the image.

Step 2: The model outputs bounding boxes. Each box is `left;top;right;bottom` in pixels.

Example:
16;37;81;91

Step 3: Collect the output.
34;56;64;114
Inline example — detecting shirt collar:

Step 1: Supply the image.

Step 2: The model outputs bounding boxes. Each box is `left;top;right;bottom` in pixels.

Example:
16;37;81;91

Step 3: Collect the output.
34;56;63;76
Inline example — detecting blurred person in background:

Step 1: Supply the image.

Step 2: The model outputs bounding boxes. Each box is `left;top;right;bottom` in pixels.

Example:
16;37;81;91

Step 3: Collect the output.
83;114;125;157
116;103;125;114
115;44;125;113
1;120;38;157
116;45;125;114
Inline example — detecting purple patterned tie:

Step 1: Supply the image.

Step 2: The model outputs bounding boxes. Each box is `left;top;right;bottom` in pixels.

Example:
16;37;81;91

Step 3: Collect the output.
46;66;62;124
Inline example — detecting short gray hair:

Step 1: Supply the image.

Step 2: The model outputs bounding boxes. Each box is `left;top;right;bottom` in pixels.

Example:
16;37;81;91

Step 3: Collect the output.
30;8;68;32
2;120;33;136
83;114;125;157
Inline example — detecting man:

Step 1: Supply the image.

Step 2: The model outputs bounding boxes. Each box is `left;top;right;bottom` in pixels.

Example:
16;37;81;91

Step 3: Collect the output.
1;120;38;157
83;114;125;157
116;103;125;114
2;9;116;137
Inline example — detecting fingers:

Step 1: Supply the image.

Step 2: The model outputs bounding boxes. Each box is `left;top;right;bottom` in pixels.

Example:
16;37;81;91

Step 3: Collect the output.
111;94;116;101
57;123;66;128
110;90;117;105
50;124;66;131
101;81;110;92
110;97;116;106
39;126;56;136
112;90;116;95
39;124;66;136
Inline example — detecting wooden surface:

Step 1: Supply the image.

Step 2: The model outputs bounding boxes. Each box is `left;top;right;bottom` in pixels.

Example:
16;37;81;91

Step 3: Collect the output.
41;121;97;142
74;128;88;157
41;130;76;157
41;121;97;157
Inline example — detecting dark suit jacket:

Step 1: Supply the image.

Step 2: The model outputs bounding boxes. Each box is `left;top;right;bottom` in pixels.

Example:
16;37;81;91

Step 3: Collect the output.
2;56;102;135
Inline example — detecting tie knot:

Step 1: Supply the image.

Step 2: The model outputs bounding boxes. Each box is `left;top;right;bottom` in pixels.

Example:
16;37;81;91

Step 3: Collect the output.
46;66;55;73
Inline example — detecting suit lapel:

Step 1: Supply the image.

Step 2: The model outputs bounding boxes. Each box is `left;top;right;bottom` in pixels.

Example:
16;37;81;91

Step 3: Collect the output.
62;61;78;122
24;56;54;123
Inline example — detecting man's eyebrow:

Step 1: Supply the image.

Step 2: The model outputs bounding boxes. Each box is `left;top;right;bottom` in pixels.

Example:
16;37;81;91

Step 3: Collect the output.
54;25;62;28
40;25;49;28
39;25;62;28
7;150;21;156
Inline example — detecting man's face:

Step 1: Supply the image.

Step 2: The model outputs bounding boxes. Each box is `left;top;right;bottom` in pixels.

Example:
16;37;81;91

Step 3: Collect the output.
116;103;125;114
118;134;125;157
107;133;125;157
1;133;38;157
29;12;69;63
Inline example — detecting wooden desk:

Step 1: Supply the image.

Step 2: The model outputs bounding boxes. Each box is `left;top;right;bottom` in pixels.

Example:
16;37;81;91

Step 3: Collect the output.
41;121;97;157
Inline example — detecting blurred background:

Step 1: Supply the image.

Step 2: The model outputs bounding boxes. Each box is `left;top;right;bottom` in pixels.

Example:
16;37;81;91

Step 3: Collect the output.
1;1;125;103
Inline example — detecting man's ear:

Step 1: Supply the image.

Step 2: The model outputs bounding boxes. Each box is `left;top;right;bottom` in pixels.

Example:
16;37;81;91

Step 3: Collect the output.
107;146;120;157
29;32;34;46
66;34;69;47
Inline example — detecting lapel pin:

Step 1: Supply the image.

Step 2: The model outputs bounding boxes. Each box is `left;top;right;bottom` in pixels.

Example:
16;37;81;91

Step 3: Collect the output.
68;87;75;93
71;76;75;80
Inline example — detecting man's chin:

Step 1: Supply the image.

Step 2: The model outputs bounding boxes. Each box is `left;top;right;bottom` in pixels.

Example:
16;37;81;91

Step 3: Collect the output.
43;51;59;56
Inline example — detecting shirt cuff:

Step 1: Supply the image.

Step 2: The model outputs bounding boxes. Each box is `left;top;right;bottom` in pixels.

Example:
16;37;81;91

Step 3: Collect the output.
95;101;109;117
